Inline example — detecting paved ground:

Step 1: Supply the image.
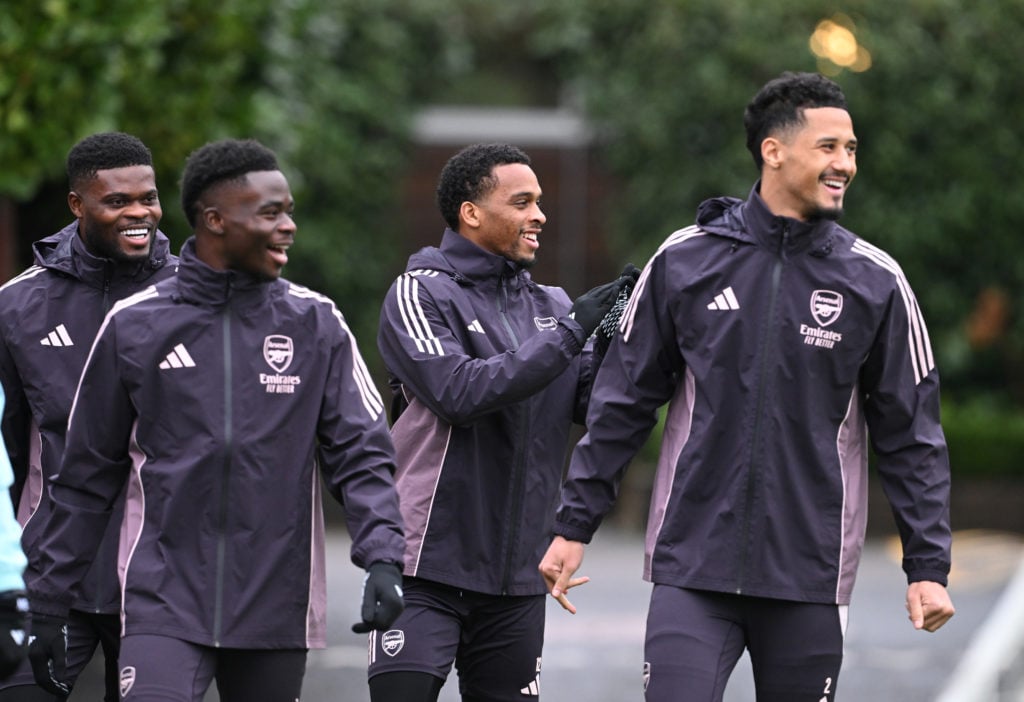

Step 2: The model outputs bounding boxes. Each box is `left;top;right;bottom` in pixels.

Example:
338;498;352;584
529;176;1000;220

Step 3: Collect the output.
70;526;1024;701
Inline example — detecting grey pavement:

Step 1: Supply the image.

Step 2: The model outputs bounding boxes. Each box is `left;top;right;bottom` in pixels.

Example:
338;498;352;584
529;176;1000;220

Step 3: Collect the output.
70;526;1024;701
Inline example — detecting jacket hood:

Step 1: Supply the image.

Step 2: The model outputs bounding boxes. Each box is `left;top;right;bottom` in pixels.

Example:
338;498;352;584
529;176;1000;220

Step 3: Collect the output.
696;184;840;257
32;221;175;284
405;228;533;290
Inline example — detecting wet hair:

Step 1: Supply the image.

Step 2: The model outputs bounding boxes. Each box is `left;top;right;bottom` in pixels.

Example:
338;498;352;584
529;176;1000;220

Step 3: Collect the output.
436;143;531;230
180;138;279;227
66;132;153;190
744;72;848;171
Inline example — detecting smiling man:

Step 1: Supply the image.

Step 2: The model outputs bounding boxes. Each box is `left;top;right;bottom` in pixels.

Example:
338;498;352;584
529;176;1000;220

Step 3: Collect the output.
540;72;955;701
22;138;406;701
371;143;637;702
0;132;177;702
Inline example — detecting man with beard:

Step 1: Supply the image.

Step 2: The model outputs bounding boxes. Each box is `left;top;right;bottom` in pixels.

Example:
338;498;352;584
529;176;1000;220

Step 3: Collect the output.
540;72;955;701
0;132;178;701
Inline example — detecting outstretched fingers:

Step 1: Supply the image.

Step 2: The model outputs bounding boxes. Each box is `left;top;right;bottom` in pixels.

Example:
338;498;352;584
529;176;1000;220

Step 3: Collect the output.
539;536;587;614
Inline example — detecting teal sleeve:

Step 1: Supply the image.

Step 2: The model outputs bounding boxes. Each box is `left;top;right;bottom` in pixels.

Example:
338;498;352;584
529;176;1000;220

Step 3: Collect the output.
0;385;27;592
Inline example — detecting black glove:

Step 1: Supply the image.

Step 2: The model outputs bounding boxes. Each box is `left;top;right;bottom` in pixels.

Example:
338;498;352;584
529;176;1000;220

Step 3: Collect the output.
27;612;71;696
569;267;637;338
596;263;642;353
351;561;405;634
0;591;28;680
618;262;642;286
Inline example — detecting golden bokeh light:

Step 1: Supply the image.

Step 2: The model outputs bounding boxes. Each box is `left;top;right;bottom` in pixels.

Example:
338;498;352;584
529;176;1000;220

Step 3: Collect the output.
810;16;872;73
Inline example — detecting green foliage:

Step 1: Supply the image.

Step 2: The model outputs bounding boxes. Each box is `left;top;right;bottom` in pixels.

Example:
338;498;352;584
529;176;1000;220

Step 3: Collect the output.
0;0;167;196
0;0;266;201
531;0;1024;408
3;0;1022;412
941;400;1024;477
1;0;462;363
250;0;462;355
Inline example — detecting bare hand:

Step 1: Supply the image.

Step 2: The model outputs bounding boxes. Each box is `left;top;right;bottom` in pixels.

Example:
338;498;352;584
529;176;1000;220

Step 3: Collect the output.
906;580;955;632
538;536;590;614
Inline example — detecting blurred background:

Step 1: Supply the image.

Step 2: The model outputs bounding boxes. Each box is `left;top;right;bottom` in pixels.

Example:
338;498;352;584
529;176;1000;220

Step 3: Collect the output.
2;0;1021;533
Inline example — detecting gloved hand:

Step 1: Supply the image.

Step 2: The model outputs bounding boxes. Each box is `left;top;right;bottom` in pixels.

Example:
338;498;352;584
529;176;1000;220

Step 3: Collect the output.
596;263;642;353
618;262;642;286
569;264;641;338
0;591;28;680
27;612;71;696
351;561;405;633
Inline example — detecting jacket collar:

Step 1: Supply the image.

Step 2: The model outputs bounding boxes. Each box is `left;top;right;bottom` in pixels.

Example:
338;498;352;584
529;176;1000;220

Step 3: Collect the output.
435;228;529;287
697;183;838;256
32;221;174;288
175;237;274;307
742;185;833;251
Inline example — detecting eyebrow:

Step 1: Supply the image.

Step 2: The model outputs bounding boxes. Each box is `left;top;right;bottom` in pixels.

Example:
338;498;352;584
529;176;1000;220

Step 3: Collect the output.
102;188;158;199
258;197;293;210
816;136;858;147
508;190;541;200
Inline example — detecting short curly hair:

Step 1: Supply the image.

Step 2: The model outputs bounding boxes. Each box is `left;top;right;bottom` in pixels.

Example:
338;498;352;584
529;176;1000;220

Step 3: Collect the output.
744;72;848;171
66;132;153;190
436;143;531;231
180;138;279;227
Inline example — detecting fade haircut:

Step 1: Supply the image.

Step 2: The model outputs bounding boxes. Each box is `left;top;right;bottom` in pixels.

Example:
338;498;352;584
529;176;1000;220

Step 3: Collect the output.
744;72;848;171
66;132;153;190
436;143;531;231
180;138;279;227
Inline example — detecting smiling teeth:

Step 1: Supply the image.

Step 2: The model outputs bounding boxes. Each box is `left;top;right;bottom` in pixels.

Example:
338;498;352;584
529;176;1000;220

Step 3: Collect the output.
823;179;844;188
123;228;148;237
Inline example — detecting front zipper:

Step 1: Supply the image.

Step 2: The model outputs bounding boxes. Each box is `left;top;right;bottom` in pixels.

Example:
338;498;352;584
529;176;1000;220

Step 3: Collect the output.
736;224;789;594
497;276;529;594
213;304;233;646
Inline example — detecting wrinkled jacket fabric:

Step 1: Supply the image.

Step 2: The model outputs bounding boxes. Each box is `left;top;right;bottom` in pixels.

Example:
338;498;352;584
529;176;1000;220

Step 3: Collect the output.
555;187;952;605
26;239;405;648
0;223;176;613
378;229;596;596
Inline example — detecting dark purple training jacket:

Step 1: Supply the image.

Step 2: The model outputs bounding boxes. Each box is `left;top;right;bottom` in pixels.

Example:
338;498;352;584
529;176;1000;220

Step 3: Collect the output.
26;238;405;648
378;229;597;596
0;223;177;615
555;186;952;605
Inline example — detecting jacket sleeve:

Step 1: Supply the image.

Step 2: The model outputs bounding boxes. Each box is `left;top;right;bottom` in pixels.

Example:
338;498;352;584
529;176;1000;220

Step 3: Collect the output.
377;273;586;427
555;251;683;542
572;342;599;425
24;315;133;615
317;308;405;570
860;282;952;586
0;333;30;511
0;387;26;592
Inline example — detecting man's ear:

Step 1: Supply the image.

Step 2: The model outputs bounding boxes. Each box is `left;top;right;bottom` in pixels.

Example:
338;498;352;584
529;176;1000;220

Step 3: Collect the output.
202;206;225;235
459;201;481;230
67;191;84;219
761;137;784;170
